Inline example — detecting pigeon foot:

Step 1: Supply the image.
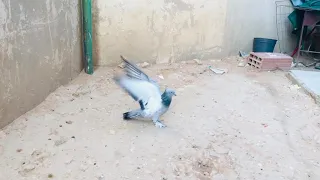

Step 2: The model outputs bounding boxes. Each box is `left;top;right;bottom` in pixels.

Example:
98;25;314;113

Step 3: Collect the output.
154;121;167;128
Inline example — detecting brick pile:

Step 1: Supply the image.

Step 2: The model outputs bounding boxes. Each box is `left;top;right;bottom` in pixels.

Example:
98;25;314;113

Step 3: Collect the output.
246;52;293;71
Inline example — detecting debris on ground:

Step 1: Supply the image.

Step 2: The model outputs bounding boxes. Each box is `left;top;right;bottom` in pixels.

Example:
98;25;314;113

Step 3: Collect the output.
54;137;68;146
98;175;105;180
208;66;228;74
65;120;73;124
236;52;248;67
19;164;36;175
16;149;23;153
65;158;74;165
239;51;249;58
118;62;125;69
290;84;301;90
141;62;150;68
158;74;164;80
193;59;203;65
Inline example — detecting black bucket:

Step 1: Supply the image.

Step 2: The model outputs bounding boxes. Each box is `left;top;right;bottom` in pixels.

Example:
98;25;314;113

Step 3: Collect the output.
253;38;277;52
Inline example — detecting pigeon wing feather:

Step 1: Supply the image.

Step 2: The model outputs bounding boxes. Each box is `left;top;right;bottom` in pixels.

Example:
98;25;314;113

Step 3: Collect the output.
120;56;161;92
115;76;161;106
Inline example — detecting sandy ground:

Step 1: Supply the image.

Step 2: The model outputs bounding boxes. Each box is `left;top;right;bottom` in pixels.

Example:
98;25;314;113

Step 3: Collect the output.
0;58;320;180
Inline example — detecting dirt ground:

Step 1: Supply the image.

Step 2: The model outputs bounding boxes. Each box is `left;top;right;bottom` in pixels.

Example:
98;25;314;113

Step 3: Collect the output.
1;57;320;180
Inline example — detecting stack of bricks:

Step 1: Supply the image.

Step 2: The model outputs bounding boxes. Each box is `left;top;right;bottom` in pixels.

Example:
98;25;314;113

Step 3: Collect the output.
246;52;293;71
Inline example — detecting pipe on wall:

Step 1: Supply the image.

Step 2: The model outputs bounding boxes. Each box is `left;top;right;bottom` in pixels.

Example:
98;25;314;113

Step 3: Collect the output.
82;0;93;74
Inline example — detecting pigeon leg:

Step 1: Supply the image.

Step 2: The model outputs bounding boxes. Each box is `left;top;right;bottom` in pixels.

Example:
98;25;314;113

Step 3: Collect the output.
152;116;166;128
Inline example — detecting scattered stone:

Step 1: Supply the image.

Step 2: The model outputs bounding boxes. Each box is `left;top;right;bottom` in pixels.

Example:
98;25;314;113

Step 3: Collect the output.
16;149;23;153
65;121;73;124
209;66;227;74
193;59;202;65
72;92;80;97
98;175;105;180
31;150;43;157
65;158;74;165
54;137;68;146
48;173;54;178
19;163;36;175
192;145;199;149
239;51;249;58
158;75;164;80
118;62;125;69
289;84;301;90
141;62;150;68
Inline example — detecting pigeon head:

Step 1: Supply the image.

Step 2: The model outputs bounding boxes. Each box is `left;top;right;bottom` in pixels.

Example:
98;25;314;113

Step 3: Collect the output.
161;88;176;107
164;88;176;97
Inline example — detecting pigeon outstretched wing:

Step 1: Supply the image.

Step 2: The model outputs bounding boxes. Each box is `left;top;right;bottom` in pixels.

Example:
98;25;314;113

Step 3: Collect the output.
114;56;162;111
120;56;161;91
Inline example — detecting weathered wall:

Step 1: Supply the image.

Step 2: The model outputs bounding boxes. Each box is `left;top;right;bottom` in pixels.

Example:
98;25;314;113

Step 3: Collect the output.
93;0;294;65
224;0;295;55
93;0;228;65
0;0;82;128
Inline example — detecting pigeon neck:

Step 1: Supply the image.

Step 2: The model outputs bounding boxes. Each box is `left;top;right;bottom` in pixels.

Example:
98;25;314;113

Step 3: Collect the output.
161;91;172;107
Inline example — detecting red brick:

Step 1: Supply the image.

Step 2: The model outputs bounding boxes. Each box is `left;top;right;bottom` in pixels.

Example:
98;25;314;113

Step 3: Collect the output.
246;52;293;71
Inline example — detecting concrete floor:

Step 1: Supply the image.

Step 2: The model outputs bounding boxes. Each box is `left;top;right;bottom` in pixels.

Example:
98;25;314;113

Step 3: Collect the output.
0;58;320;180
289;69;320;105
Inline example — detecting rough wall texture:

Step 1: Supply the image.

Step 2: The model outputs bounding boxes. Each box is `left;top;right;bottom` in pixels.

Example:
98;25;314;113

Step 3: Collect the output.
224;0;295;55
93;0;228;65
0;0;82;128
94;0;294;65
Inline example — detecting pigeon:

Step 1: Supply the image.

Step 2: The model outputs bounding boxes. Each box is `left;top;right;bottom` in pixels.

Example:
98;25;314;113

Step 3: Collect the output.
113;55;176;128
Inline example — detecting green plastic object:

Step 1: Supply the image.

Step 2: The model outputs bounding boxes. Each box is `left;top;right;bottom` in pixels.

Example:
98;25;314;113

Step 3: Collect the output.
299;0;320;10
288;10;299;31
82;0;93;74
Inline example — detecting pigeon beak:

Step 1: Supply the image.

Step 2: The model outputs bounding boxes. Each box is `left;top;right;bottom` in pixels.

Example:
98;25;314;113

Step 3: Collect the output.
173;92;177;96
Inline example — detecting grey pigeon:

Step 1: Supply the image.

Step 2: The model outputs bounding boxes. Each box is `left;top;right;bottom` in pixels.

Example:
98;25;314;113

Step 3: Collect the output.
113;56;176;128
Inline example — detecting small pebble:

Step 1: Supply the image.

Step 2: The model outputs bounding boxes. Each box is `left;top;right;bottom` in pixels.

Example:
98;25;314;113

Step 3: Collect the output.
141;62;150;68
98;175;105;180
193;59;202;65
65;121;73;124
16;149;23;153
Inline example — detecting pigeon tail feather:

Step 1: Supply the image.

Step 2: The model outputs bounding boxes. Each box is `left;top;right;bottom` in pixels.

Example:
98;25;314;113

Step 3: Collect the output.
123;110;141;120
